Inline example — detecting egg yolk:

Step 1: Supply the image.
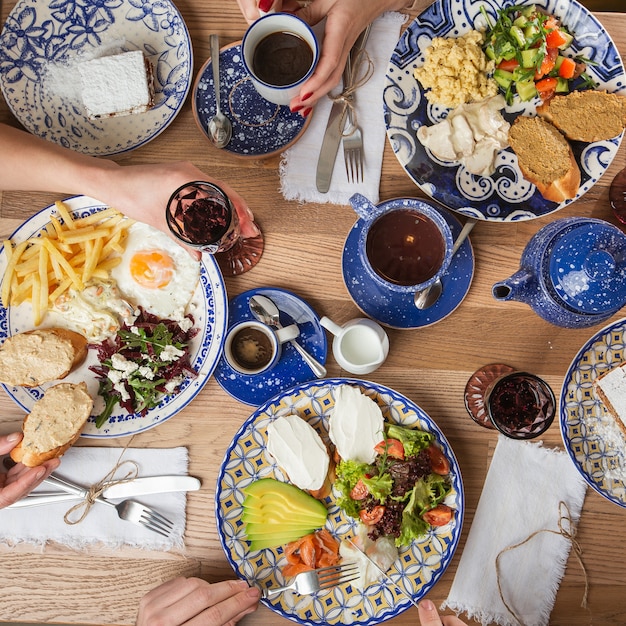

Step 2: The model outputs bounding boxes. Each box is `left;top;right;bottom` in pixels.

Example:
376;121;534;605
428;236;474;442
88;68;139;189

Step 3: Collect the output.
130;250;174;289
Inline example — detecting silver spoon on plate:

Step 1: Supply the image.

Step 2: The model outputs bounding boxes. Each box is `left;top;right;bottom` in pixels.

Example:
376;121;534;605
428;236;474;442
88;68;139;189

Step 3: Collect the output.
207;34;232;149
414;217;477;310
249;294;327;378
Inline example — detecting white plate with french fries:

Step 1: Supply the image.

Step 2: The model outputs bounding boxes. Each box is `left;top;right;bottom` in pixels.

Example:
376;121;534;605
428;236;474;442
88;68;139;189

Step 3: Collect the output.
0;196;228;438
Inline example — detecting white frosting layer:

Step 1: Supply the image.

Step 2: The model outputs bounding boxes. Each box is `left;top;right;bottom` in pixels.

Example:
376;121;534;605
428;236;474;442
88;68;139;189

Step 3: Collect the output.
266;414;330;491
328;385;384;463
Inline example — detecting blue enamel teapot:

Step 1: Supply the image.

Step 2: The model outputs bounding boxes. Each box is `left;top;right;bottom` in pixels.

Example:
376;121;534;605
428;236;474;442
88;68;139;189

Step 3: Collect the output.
492;217;626;328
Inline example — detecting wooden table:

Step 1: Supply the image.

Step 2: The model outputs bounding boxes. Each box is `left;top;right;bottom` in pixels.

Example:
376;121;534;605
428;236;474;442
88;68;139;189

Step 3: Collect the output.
1;3;625;625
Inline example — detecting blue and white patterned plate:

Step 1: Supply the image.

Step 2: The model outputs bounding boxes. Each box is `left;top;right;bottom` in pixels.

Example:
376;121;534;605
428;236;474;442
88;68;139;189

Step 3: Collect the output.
0;0;192;156
216;378;464;626
214;287;327;406
384;0;626;221
560;317;626;507
0;196;228;438
343;200;474;329
193;42;310;158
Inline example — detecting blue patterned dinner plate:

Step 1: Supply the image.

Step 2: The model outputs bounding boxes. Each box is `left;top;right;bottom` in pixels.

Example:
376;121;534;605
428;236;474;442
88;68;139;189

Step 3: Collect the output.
215;378;464;625
342;199;474;329
0;0;192;156
384;0;626;221
560;318;626;507
193;42;310;157
0;196;228;438
214;287;327;406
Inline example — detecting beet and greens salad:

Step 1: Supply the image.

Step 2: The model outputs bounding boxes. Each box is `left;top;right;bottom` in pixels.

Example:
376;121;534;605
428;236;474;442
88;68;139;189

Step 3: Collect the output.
335;424;454;546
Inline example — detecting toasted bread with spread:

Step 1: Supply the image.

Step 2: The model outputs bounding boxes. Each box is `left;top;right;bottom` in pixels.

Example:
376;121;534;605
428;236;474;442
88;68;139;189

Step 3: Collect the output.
10;382;93;467
508;115;581;203
0;328;88;387
537;90;626;142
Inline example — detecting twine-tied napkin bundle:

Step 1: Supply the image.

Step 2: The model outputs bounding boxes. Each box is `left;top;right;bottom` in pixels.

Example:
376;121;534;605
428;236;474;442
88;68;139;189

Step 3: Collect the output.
442;435;588;626
0;446;190;550
279;11;407;205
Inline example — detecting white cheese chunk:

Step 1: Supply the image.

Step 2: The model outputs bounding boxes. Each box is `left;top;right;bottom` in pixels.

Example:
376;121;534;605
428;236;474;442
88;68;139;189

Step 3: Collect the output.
328;385;384;464
266;414;330;491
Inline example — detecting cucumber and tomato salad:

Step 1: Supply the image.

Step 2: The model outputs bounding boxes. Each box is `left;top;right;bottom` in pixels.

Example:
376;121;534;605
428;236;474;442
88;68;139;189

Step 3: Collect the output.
482;3;594;104
334;424;454;547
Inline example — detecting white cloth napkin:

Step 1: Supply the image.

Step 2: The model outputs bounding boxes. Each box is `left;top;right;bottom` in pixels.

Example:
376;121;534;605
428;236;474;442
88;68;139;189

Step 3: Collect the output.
442;435;588;626
279;11;407;205
0;447;190;551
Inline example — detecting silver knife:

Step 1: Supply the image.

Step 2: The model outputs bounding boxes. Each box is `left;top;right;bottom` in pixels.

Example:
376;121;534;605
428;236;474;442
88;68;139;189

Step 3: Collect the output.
346;538;420;609
315;24;372;193
8;475;201;508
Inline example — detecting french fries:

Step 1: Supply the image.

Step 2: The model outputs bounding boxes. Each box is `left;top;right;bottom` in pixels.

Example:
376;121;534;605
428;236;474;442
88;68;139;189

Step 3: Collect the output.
1;202;132;326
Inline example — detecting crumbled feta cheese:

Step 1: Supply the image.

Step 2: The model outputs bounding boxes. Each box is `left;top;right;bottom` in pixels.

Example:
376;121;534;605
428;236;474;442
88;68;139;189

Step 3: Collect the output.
164;375;184;393
138;365;154;380
160;344;185;362
178;317;194;333
111;352;139;375
113;381;130;401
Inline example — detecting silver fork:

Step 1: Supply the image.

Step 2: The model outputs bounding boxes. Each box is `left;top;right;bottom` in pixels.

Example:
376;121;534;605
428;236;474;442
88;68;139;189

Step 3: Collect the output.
44;474;174;537
262;562;359;599
342;28;368;184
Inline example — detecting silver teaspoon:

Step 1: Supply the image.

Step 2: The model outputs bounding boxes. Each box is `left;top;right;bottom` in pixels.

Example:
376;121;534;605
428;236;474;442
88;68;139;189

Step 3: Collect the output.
249;294;327;378
414;217;477;310
207;34;232;149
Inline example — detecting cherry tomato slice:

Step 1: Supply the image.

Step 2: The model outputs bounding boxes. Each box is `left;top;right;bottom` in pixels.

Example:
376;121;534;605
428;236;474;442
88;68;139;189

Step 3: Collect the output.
535;47;558;80
374;438;405;459
535;77;558;102
545;28;569;49
423;504;453;527
497;58;519;72
359;506;385;526
427;445;450;475
350;479;369;500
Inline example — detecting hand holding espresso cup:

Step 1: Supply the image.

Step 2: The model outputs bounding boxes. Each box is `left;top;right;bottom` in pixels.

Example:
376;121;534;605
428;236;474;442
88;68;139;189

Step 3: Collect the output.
241;13;320;106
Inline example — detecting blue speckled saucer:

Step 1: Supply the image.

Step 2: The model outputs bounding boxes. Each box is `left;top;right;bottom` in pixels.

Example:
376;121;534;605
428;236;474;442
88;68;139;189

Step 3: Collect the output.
342;205;474;329
192;42;310;158
214;287;327;406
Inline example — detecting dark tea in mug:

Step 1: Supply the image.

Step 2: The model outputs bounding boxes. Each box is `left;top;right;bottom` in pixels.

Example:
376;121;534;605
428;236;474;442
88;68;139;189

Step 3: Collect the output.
230;326;273;371
365;209;445;286
252;31;314;86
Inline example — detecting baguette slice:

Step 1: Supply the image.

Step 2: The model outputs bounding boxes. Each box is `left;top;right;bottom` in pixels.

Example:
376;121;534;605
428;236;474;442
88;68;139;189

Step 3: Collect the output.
508;115;581;203
593;362;626;439
0;328;87;387
537;90;626;142
10;382;93;467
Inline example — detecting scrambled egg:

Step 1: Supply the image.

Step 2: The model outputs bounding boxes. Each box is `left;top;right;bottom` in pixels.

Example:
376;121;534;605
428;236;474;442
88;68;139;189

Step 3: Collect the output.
413;30;498;108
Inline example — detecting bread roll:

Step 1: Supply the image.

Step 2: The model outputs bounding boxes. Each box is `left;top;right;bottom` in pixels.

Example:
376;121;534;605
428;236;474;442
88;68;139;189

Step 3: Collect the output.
10;382;93;467
0;328;87;387
508;115;581;203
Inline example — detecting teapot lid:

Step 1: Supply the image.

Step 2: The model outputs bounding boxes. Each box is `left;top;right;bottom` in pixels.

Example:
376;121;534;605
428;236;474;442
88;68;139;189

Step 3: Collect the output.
549;222;626;314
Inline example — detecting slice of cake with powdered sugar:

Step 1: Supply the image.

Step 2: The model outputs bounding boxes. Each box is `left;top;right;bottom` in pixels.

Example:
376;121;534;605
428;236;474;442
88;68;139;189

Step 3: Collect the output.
593;362;626;439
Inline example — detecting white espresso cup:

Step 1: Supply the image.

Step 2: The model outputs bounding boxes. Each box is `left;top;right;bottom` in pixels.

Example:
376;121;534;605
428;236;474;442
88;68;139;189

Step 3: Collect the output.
320;316;389;375
241;13;319;106
224;320;299;375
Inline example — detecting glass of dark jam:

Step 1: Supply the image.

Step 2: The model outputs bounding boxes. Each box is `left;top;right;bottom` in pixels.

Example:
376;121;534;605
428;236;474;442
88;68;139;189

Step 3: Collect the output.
166;181;263;276
485;371;556;439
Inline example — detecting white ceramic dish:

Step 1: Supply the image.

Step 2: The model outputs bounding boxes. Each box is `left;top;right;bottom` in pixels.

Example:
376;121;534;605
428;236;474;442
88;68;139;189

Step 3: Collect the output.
0;196;228;438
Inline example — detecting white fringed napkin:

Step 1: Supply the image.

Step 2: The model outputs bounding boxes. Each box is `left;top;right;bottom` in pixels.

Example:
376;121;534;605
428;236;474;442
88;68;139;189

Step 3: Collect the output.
279;11;407;205
442;435;588;626
0;447;190;551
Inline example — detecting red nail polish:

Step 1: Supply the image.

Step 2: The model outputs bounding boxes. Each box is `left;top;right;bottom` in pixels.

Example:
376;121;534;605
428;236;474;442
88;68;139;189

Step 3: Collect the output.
301;92;314;101
290;104;304;113
302;107;312;118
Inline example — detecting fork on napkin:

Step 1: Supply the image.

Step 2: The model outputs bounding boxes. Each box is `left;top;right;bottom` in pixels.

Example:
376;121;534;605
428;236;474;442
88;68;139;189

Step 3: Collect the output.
0;446;190;550
441;435;588;626
279;11;407;205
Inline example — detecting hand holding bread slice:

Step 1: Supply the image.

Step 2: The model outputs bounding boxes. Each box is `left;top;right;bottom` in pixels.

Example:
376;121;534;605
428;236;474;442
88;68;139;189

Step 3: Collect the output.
10;382;93;467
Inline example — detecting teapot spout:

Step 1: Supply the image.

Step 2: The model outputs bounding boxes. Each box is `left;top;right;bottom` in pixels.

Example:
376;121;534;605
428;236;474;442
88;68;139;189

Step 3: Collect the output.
492;269;534;303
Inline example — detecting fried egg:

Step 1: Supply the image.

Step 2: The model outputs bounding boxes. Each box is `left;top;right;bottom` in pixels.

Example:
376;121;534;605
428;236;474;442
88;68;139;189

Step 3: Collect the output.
111;222;200;320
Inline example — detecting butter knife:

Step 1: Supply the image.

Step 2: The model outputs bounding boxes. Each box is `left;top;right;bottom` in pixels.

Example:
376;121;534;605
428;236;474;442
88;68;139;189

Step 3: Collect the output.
346;538;421;609
8;475;201;508
315;24;372;193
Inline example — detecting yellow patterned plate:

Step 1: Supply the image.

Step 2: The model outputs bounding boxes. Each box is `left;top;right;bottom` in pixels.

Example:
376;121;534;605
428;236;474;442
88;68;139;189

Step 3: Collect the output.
560;318;626;507
215;378;464;625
